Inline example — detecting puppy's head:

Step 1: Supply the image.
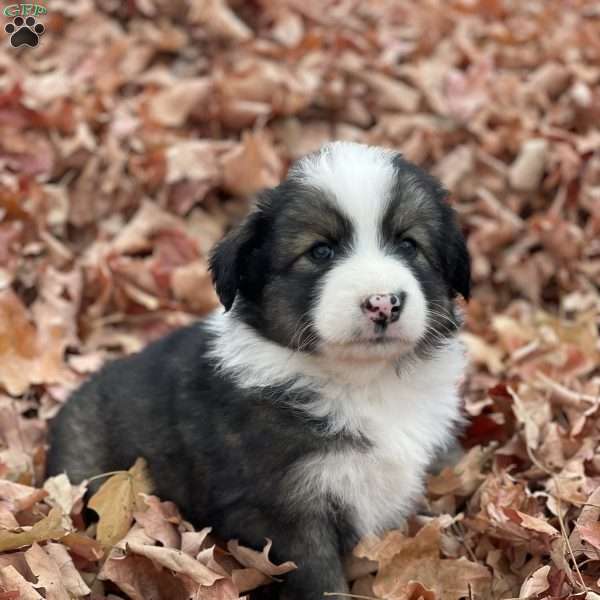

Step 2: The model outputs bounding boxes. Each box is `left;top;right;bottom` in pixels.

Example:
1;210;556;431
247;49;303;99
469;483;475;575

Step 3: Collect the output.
210;142;470;363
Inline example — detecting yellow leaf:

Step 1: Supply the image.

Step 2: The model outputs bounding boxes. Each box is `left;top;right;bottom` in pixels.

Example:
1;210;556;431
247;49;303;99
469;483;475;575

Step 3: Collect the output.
0;506;66;552
88;458;153;548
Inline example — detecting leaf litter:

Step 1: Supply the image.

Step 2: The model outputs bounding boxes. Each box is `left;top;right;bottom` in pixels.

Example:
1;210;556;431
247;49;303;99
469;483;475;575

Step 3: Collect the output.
0;0;599;598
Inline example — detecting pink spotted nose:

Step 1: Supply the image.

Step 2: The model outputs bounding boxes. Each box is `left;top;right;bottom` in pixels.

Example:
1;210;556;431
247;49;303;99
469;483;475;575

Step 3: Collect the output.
361;292;405;325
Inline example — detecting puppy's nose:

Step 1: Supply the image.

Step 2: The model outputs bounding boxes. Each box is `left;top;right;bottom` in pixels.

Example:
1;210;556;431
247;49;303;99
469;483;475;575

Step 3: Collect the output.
361;293;405;325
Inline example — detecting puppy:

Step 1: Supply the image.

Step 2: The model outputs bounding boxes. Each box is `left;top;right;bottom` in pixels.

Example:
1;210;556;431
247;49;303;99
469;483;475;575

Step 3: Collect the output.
47;142;470;599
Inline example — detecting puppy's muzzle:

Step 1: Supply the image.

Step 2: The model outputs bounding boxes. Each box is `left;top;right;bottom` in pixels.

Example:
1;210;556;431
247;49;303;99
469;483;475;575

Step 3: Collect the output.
361;292;405;327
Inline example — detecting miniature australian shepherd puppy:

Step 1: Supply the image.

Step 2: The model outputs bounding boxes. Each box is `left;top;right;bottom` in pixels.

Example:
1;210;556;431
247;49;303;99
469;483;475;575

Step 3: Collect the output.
47;142;471;599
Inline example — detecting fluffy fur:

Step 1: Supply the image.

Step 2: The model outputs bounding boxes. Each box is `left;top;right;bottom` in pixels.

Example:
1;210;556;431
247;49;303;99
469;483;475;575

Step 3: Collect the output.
47;142;471;600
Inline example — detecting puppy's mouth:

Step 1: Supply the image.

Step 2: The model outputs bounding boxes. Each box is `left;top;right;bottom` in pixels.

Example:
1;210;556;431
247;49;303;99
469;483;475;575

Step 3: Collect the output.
327;335;411;349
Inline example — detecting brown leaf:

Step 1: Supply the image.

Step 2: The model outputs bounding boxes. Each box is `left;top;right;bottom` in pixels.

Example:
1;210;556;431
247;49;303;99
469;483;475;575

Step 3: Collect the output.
24;543;71;600
44;543;91;596
227;539;297;577
356;520;490;600
164;140;224;185
188;0;252;41
126;541;224;586
171;261;220;313
460;332;504;375
61;532;104;562
503;508;560;537
0;480;47;513
88;457;153;548
148;78;213;127
0;507;66;552
43;473;87;529
133;494;181;548
519;565;551;598
221;131;283;197
577;522;600;550
99;553;191;600
0;566;43;600
181;527;213;558
508;139;548;191
0;290;39;396
428;445;489;497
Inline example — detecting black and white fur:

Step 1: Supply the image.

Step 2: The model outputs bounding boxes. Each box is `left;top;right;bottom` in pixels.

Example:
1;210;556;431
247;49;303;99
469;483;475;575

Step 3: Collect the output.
47;142;471;599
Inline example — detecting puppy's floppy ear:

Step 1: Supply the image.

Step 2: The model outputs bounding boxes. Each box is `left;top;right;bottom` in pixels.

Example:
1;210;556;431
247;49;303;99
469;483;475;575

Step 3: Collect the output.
209;205;270;311
442;209;471;301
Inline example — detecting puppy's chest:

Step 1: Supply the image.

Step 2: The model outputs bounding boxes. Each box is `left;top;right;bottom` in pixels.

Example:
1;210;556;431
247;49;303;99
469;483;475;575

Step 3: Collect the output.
317;437;425;537
290;378;458;537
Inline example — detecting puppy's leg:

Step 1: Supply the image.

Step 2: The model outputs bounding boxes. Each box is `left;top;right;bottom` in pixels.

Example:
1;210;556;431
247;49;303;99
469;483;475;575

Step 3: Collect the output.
225;509;349;600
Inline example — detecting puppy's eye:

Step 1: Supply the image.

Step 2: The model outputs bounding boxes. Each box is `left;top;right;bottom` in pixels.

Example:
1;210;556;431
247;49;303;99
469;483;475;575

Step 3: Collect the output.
397;237;418;257
309;242;335;262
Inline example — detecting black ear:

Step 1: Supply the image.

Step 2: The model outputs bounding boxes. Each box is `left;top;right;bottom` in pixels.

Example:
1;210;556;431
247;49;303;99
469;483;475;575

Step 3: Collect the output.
448;229;471;300
209;206;269;311
441;207;471;301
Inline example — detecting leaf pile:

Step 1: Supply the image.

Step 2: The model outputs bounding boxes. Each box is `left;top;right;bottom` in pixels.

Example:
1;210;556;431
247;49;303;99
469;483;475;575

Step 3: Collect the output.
0;0;599;598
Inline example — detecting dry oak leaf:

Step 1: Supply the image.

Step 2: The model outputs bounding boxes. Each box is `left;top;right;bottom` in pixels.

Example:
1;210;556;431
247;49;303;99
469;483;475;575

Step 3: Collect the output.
88;457;153;548
355;520;491;600
572;487;600;556
99;553;191;600
519;564;551;598
126;541;224;586
221;131;284;197
181;527;213;557
460;332;504;375
165;139;225;185
188;0;252;42
24;543;72;600
133;494;181;548
0;507;66;552
0;289;40;396
148;78;212;128
227;538;298;578
0;480;47;513
508;138;548;191
502;508;560;537
61;532;104;562
576;522;600;551
0;565;43;600
110;200;186;255
428;445;489;497
43;473;87;530
44;542;91;596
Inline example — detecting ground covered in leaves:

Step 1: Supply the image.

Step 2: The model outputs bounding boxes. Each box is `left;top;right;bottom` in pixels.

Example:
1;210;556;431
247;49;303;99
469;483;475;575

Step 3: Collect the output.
0;0;599;598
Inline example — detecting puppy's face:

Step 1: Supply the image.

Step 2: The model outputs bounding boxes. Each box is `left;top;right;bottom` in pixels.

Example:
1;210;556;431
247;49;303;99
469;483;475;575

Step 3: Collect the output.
210;142;470;363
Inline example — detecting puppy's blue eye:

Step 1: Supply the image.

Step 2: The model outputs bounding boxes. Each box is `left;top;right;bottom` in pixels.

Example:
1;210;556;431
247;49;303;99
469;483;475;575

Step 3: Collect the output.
310;242;335;262
397;237;418;257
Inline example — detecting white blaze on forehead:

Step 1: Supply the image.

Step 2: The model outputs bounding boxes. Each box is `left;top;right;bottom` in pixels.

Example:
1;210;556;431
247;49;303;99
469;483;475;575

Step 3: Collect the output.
292;142;428;350
290;141;397;244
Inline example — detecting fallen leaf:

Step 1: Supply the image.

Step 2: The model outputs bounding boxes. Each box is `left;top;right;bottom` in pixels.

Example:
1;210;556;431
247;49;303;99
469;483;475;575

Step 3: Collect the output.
148;78;213;127
44;543;91;596
133;494;181;548
519;564;550;598
126;541;224;585
0;507;66;552
88;458;153;548
221;131;283;197
0;566;43;600
227;539;297;577
509;139;548;191
24;543;71;600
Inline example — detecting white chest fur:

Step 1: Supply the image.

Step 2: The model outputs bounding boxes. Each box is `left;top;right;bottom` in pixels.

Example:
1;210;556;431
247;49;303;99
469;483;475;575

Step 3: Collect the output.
285;351;465;536
208;313;466;537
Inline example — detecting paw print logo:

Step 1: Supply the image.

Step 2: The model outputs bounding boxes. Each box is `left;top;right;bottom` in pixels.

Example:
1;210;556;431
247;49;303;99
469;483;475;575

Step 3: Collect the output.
5;16;45;48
